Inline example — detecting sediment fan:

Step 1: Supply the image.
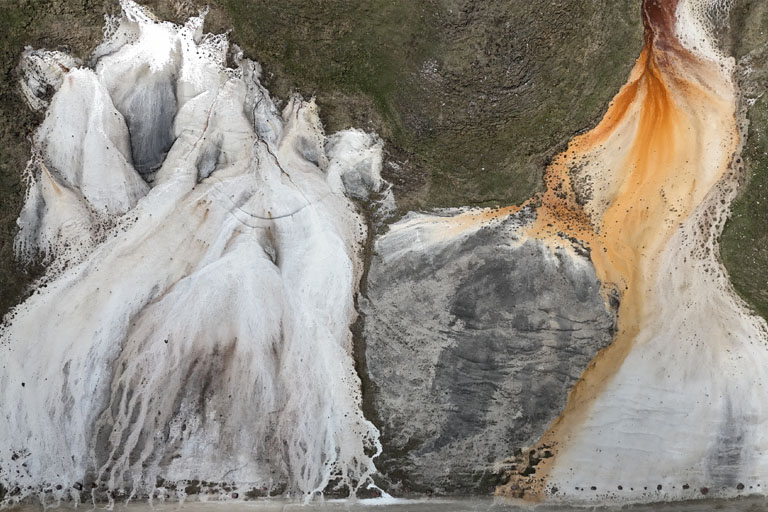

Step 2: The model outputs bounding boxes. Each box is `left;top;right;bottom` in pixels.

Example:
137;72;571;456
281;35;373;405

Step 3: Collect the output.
2;0;391;504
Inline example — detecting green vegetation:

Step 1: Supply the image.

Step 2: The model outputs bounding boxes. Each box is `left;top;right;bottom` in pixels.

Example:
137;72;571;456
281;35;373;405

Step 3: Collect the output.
223;1;438;130
221;0;644;210
720;1;768;321
722;93;768;318
0;0;108;316
0;0;645;315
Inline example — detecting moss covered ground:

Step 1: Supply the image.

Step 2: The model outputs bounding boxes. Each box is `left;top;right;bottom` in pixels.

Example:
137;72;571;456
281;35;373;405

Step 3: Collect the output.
0;0;644;315
719;1;768;320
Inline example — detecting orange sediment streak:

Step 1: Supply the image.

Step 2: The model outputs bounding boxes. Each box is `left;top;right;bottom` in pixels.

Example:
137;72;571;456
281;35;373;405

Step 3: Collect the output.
447;204;522;230
408;204;524;242
41;161;63;196
499;0;739;498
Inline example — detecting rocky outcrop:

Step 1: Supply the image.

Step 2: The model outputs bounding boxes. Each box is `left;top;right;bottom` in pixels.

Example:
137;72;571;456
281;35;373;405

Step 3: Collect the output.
362;210;616;493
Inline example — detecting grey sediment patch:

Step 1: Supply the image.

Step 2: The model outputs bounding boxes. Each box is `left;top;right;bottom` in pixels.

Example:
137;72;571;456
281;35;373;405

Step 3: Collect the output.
360;211;617;495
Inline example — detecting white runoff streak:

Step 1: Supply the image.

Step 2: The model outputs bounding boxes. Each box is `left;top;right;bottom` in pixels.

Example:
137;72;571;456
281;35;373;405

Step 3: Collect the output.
1;0;388;505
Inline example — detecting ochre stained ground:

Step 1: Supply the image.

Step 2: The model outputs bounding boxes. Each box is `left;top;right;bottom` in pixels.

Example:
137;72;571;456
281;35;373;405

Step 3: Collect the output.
467;0;740;498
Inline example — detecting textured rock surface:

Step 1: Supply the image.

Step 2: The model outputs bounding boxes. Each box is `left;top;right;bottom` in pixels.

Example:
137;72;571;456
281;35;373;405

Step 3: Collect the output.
362;211;616;493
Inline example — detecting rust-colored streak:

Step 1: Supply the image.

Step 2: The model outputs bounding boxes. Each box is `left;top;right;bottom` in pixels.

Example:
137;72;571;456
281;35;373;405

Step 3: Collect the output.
643;0;680;49
40;162;63;196
498;0;738;500
416;204;524;242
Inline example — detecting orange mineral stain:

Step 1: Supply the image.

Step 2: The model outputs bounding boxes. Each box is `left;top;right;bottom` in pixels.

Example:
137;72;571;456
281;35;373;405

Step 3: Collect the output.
40;161;63;196
498;0;739;498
